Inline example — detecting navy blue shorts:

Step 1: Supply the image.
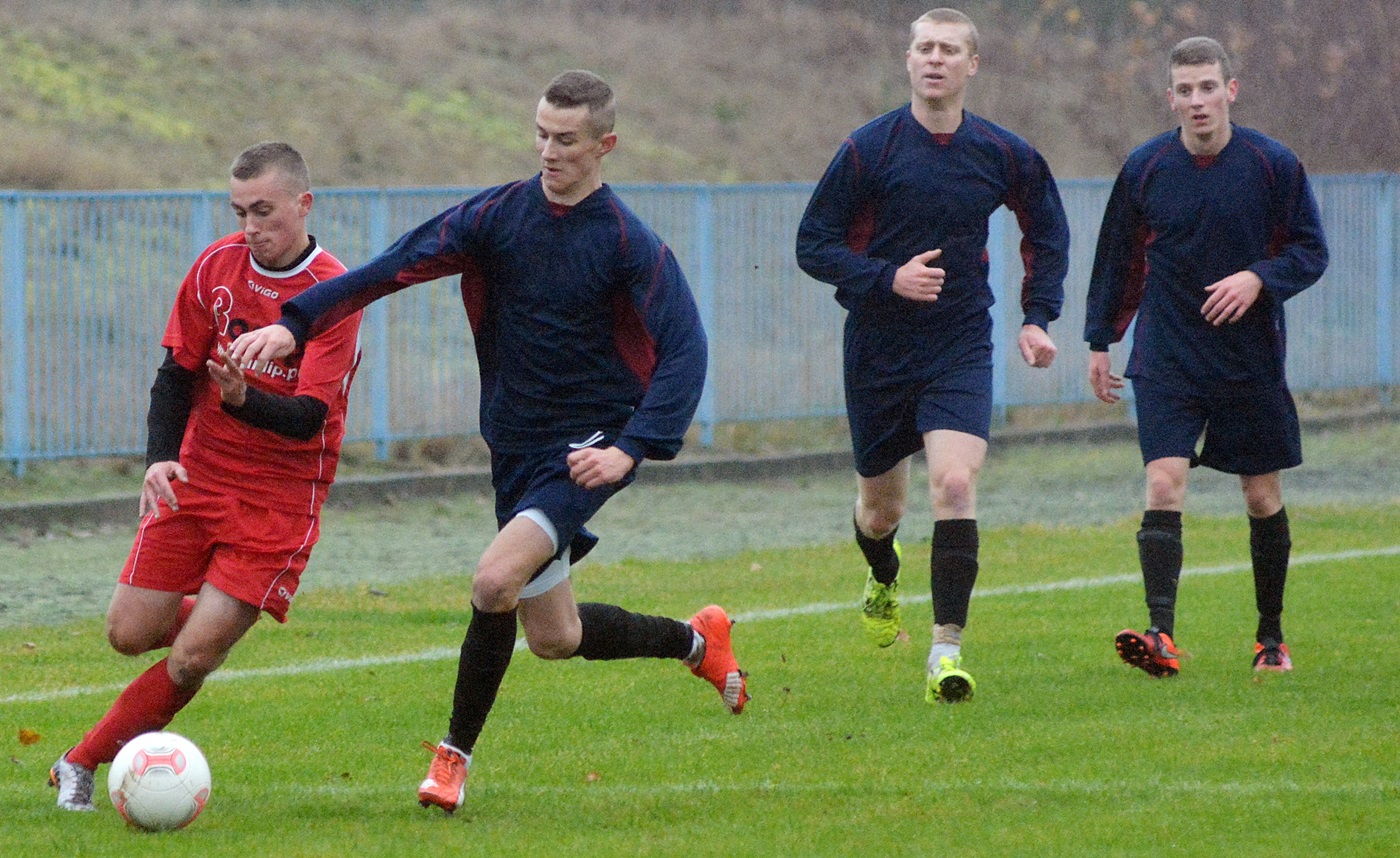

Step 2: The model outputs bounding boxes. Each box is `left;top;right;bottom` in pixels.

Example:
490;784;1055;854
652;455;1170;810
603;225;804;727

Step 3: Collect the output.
491;434;634;564
1132;378;1302;475
846;357;993;478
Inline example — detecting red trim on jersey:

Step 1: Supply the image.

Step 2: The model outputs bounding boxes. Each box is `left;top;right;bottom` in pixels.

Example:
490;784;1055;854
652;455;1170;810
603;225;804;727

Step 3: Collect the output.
1114;226;1154;340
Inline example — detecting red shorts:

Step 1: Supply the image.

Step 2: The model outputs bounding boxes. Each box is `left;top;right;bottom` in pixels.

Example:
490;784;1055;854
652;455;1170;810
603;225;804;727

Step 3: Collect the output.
119;480;321;623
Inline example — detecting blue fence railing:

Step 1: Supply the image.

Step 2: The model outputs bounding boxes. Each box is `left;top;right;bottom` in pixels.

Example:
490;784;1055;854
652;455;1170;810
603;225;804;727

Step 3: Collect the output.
2;175;1396;474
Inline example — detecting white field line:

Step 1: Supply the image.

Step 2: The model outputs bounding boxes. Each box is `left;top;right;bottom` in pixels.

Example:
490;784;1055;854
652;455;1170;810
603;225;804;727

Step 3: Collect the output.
4;545;1396;707
1;775;1394;800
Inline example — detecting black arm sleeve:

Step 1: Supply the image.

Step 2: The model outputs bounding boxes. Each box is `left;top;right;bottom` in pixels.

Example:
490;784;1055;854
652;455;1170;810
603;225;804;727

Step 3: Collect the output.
146;349;197;467
221;386;329;441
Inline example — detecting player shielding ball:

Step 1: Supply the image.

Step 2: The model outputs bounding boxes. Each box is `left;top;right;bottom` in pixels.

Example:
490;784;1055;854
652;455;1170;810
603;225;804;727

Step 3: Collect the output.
230;70;746;816
1084;37;1328;676
796;8;1069;702
50;142;363;811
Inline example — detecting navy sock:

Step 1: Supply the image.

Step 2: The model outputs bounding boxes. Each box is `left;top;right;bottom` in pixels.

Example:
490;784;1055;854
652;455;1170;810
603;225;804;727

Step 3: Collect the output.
1138;510;1183;637
931;519;979;628
1250;507;1291;643
574;603;693;661
854;517;900;585
446;604;517;754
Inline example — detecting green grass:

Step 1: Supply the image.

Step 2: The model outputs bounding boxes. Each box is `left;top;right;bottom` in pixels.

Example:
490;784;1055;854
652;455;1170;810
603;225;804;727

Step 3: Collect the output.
2;505;1397;856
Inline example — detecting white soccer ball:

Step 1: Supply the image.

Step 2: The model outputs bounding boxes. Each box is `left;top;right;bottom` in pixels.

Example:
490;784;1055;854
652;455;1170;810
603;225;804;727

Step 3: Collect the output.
107;731;211;831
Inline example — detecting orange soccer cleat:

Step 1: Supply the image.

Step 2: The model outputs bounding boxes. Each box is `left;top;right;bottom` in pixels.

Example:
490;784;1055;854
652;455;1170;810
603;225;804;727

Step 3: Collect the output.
688;605;750;714
1115;627;1181;678
417;741;469;814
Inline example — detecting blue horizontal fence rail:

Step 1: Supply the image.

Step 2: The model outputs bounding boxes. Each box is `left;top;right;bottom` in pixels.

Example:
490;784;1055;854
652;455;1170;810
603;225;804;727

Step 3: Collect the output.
2;175;1396;475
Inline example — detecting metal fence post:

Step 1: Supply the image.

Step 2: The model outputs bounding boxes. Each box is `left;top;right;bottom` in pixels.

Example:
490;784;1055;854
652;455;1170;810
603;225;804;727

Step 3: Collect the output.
2;195;29;476
367;190;392;459
1376;174;1396;406
692;185;718;446
987;207;1010;426
190;190;215;257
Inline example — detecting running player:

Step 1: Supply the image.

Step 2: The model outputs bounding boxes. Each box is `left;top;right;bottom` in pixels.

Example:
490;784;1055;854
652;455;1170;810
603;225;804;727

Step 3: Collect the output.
1084;37;1328;676
229;70;746;815
796;8;1069;703
50;142;363;810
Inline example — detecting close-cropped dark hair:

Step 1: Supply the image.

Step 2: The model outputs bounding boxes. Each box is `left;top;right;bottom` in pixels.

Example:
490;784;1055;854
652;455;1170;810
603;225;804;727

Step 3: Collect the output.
1170;36;1233;82
229;141;310;193
543;70;616;137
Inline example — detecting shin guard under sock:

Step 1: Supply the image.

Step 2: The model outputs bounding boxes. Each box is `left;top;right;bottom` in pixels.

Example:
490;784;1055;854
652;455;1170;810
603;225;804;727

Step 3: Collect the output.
854;517;900;586
69;658;199;769
574;603;693;661
446;605;517;755
1250;507;1291;642
1138;510;1183;636
931;519;979;629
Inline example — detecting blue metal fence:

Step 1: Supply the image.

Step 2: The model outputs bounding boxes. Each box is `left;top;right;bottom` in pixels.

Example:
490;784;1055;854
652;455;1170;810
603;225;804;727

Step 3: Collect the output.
2;175;1396;474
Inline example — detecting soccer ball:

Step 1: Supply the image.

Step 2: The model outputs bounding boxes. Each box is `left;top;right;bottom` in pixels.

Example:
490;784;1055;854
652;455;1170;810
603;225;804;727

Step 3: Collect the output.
107;731;211;831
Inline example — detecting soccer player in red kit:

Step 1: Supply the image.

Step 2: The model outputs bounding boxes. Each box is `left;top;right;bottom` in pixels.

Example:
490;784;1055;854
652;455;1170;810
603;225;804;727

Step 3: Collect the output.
49;142;363;811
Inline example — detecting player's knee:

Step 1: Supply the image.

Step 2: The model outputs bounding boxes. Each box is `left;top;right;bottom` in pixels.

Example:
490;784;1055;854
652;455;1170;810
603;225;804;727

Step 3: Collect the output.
1243;492;1281;518
166;648;219;689
471;565;521;613
1145;472;1185;508
524;632;575;660
860;501;905;537
105;617;158;656
933;469;975;512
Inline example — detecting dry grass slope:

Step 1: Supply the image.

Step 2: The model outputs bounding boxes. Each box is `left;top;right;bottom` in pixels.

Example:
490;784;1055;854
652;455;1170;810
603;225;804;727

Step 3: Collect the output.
0;0;1394;190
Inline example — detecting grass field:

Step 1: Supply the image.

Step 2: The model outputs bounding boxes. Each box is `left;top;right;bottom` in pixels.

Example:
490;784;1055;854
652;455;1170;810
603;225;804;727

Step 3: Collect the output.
2;498;1397;856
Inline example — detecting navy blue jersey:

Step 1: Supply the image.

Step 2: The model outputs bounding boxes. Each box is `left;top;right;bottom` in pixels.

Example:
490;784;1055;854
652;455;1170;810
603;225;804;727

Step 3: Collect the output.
1084;125;1328;393
277;178;706;461
796;105;1068;387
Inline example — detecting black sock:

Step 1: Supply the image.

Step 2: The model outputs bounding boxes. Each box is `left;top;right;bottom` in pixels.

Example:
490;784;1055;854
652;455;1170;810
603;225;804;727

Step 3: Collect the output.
1138;510;1183;637
1250;507;1291;643
931;519;979;628
574;603;693;661
854;517;900;585
446;604;517;754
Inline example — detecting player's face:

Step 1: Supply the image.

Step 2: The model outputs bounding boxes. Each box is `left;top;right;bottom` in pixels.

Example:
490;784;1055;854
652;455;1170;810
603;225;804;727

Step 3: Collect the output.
906;21;978;106
534;99;616;205
1168;62;1237;143
229;170;312;269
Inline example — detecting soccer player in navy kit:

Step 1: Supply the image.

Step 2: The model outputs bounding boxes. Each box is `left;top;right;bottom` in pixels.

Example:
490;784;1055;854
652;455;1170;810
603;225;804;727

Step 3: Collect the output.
797;8;1069;703
1085;37;1328;677
230;71;746;814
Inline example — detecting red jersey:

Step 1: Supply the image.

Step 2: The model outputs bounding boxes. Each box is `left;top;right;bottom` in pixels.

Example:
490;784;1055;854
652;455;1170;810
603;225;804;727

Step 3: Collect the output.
162;233;362;513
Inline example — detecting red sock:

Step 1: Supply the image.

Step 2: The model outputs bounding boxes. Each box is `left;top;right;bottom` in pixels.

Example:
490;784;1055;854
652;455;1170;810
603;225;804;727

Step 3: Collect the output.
68;658;199;769
156;597;198;650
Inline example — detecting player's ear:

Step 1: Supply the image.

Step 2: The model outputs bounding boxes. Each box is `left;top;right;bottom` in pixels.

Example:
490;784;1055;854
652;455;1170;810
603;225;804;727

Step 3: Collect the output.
298;191;313;217
597;132;617;157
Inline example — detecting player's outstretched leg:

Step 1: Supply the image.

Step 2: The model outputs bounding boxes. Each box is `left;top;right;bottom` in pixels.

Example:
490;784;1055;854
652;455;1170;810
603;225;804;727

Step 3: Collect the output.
687;605;749;714
418;740;470;814
1115;627;1181;677
49;750;96;812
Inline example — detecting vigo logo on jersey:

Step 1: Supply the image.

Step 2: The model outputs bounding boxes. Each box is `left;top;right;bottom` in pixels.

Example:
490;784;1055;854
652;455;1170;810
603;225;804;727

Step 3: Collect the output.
248;280;280;299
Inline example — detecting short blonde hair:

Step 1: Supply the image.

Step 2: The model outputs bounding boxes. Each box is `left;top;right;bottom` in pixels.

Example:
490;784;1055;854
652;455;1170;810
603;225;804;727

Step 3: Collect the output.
910;8;979;54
